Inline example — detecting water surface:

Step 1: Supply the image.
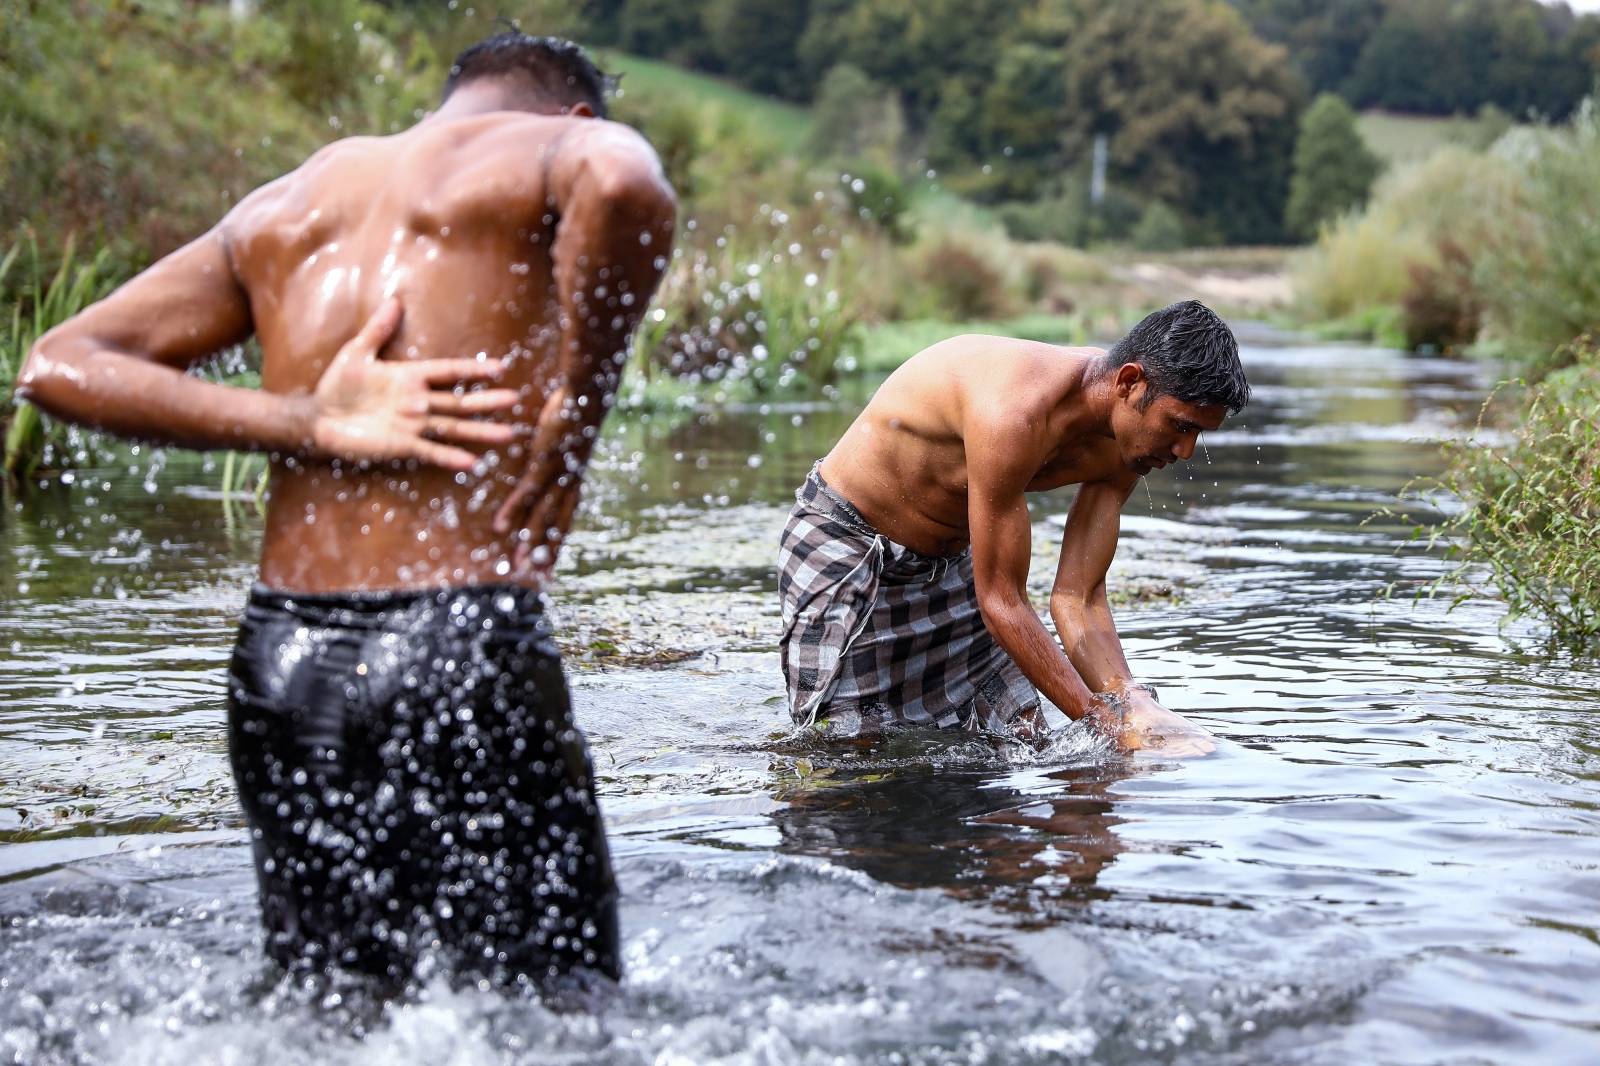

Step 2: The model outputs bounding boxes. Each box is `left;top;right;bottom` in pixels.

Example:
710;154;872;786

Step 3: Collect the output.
3;331;1598;1065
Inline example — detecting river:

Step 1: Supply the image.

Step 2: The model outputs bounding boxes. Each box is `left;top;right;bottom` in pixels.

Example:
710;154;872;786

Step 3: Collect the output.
2;328;1597;1065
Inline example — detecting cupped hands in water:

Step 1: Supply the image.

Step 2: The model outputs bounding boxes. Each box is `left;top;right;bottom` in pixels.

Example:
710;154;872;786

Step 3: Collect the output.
310;297;522;471
1088;687;1216;757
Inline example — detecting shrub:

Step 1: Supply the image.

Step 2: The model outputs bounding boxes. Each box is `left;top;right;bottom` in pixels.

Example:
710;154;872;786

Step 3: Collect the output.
1426;343;1600;649
1130;201;1187;252
1473;104;1600;378
1292;146;1512;333
905;233;1017;321
1285;94;1383;241
1400;238;1482;352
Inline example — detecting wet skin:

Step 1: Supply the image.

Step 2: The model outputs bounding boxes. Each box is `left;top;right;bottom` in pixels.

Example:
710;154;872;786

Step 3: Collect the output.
819;335;1227;753
19;83;677;593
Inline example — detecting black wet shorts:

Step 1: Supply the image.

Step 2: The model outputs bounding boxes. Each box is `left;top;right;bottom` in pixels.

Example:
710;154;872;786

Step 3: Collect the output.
226;584;618;985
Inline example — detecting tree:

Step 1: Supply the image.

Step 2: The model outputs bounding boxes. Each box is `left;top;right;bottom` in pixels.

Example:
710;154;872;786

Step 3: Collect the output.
805;63;906;165
979;43;1069;197
1284;93;1382;239
1062;0;1303;244
704;0;812;100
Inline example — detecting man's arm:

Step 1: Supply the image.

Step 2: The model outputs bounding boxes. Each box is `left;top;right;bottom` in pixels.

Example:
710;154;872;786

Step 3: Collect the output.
967;418;1099;721
493;122;677;569
1052;478;1216;755
1049;477;1139;693
16;229;516;469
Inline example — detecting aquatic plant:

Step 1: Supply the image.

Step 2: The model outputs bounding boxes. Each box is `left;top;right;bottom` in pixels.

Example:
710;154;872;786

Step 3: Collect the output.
1;234;117;484
1423;343;1600;650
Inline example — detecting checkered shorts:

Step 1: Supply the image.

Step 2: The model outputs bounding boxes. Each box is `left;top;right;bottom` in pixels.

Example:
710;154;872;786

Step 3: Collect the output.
777;465;1040;733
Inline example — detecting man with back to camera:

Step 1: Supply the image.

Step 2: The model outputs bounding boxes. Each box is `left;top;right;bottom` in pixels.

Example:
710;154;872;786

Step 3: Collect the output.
18;33;676;986
779;300;1248;755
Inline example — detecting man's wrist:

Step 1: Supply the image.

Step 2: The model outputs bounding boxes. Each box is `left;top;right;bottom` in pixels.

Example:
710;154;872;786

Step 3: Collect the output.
287;392;320;455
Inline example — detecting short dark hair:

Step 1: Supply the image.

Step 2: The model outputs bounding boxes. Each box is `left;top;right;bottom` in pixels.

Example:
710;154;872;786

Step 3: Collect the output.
1107;300;1249;413
442;32;610;118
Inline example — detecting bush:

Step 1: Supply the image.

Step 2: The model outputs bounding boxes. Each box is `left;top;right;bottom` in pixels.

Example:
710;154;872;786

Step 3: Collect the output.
1427;344;1600;649
1474;104;1600;378
904;231;1017;321
1018;243;1109;312
1400;238;1481;352
1292;146;1512;333
1130;201;1187;251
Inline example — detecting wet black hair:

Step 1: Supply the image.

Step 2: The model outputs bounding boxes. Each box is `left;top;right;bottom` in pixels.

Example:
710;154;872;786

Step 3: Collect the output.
1106;300;1250;413
441;32;610;118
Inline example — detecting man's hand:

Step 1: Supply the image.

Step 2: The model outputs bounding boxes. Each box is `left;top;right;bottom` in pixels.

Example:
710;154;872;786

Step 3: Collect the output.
310;298;521;471
1090;688;1216;757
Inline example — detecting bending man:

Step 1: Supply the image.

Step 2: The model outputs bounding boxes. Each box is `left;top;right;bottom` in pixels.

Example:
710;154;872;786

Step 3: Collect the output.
778;301;1247;754
19;33;676;984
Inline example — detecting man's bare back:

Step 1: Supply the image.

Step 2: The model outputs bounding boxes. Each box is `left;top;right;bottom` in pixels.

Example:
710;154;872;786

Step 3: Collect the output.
234;113;668;590
21;104;674;594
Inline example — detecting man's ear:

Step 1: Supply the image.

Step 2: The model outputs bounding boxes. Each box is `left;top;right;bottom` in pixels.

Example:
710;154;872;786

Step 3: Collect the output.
565;101;596;118
1113;361;1145;399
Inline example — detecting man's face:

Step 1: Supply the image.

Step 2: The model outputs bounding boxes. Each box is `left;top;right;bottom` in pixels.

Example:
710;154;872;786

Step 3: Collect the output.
1110;366;1228;476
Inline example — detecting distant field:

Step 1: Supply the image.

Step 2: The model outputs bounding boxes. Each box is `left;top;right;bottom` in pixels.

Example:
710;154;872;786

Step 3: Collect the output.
1357;111;1479;166
600;52;813;148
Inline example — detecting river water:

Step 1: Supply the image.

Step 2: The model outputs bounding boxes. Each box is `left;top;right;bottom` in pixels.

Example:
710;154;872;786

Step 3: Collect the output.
2;331;1597;1065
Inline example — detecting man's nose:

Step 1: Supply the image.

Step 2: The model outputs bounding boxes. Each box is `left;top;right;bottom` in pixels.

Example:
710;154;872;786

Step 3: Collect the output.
1174;435;1197;461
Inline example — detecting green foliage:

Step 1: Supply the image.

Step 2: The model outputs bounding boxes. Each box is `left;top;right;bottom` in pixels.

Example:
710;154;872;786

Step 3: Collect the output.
1231;0;1600;119
1130;202;1188;252
703;0;812;100
1422;348;1600;650
838;166;914;244
902;230;1017;322
1286;94;1383;240
1061;0;1303;245
1291;146;1512;333
805;64;906;168
0;0;496;277
635;224;864;394
1473;103;1600;377
1;234;118;483
1341;0;1599;118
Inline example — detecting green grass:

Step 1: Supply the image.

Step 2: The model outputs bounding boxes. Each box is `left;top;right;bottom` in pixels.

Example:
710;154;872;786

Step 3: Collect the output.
1355;110;1515;168
602;52;813;150
854;314;1091;374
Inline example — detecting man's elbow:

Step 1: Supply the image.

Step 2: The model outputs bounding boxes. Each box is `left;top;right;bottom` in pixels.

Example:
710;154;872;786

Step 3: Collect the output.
977;586;1031;632
593;162;677;224
1049;588;1095;632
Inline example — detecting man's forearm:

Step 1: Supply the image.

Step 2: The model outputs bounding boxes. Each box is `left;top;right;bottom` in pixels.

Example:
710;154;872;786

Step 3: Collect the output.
18;342;313;454
982;595;1097;718
1051;591;1137;695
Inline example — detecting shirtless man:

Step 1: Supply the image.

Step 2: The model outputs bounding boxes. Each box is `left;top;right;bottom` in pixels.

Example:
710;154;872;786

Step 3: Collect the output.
778;300;1248;755
17;33;675;984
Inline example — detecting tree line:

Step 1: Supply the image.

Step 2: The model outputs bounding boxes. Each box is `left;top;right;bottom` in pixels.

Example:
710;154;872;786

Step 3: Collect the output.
577;0;1600;245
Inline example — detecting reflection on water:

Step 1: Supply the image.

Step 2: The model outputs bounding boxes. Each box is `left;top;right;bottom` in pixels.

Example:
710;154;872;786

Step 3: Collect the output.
3;332;1600;1064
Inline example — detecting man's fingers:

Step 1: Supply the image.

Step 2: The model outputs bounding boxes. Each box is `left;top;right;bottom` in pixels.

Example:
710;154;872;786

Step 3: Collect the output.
413;357;510;385
492;477;535;534
407;438;481;472
424;416;518;445
427;388;521;415
354;297;404;355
